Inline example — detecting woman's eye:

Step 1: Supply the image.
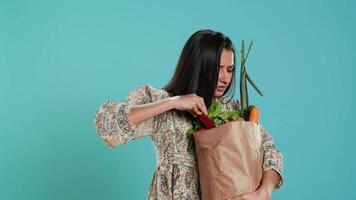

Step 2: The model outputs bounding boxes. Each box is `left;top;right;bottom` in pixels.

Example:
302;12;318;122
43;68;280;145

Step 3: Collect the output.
220;66;234;73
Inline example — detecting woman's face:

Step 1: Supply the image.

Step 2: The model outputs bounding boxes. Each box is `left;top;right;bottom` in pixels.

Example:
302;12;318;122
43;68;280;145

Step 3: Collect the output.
214;49;234;97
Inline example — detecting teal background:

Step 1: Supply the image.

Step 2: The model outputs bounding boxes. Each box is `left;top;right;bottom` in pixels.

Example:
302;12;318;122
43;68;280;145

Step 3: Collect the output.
1;0;355;199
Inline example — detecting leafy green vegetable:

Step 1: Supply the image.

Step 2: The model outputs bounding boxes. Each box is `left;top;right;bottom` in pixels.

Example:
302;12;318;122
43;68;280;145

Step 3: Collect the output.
186;100;242;155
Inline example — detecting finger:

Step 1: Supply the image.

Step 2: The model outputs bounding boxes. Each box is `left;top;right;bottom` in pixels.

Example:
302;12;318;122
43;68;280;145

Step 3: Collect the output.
197;97;208;114
196;101;207;115
192;104;202;115
193;105;202;115
198;97;208;114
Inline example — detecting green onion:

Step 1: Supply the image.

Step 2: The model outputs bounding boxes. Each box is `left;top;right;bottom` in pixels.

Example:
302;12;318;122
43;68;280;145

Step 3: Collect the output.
239;40;263;120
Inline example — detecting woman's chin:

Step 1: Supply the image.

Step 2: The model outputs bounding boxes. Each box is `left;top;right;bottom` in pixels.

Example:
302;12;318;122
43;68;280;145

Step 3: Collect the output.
214;91;224;97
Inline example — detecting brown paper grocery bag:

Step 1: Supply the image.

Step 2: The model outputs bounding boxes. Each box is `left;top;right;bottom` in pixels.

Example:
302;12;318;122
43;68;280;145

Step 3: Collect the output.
193;120;263;200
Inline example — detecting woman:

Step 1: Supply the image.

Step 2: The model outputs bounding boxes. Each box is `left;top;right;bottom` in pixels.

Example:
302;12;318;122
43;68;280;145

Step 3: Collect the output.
93;29;284;200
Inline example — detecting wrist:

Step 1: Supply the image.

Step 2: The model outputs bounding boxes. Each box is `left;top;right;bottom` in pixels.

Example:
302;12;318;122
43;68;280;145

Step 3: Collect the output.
167;96;178;110
259;183;274;194
261;185;274;194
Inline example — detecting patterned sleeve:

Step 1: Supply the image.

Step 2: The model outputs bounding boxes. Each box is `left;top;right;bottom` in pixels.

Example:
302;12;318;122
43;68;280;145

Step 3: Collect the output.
93;84;159;148
260;125;284;191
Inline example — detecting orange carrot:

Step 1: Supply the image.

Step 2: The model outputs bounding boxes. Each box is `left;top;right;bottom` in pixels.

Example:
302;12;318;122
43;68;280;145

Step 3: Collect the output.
248;107;259;124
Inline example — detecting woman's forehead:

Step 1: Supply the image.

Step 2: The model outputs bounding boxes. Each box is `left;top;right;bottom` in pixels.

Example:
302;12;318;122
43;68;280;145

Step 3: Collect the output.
220;49;234;66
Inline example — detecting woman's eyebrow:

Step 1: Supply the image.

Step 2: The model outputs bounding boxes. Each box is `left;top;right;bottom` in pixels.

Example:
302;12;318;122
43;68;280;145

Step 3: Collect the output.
219;64;235;67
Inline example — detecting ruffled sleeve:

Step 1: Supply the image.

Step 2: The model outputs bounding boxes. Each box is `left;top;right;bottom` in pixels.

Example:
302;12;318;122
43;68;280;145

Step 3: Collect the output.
93;84;160;148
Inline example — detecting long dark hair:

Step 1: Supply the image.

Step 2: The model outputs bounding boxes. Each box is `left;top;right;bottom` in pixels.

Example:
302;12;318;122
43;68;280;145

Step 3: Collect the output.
163;29;237;110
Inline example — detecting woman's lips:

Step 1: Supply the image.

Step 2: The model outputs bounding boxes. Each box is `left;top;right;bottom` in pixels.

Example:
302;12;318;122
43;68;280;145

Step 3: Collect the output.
217;86;227;91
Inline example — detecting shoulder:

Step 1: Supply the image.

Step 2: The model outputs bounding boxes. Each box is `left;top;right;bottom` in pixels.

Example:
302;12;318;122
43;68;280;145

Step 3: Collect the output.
126;84;170;103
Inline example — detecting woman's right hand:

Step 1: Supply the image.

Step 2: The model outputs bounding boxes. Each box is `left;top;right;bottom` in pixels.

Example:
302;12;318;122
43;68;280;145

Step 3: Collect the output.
169;94;208;117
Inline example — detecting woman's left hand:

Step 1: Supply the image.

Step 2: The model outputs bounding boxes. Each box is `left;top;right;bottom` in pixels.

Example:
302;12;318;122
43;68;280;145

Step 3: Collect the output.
228;186;271;200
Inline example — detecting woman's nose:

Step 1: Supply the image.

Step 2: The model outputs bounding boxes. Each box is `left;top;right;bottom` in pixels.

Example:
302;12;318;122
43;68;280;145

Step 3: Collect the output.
220;71;230;83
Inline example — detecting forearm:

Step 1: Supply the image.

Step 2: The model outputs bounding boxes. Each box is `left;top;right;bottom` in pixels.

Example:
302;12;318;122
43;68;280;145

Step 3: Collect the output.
127;97;175;124
259;169;281;193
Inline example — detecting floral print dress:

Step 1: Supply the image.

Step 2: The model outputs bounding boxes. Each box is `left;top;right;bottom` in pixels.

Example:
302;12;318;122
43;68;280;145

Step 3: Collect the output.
93;84;284;200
